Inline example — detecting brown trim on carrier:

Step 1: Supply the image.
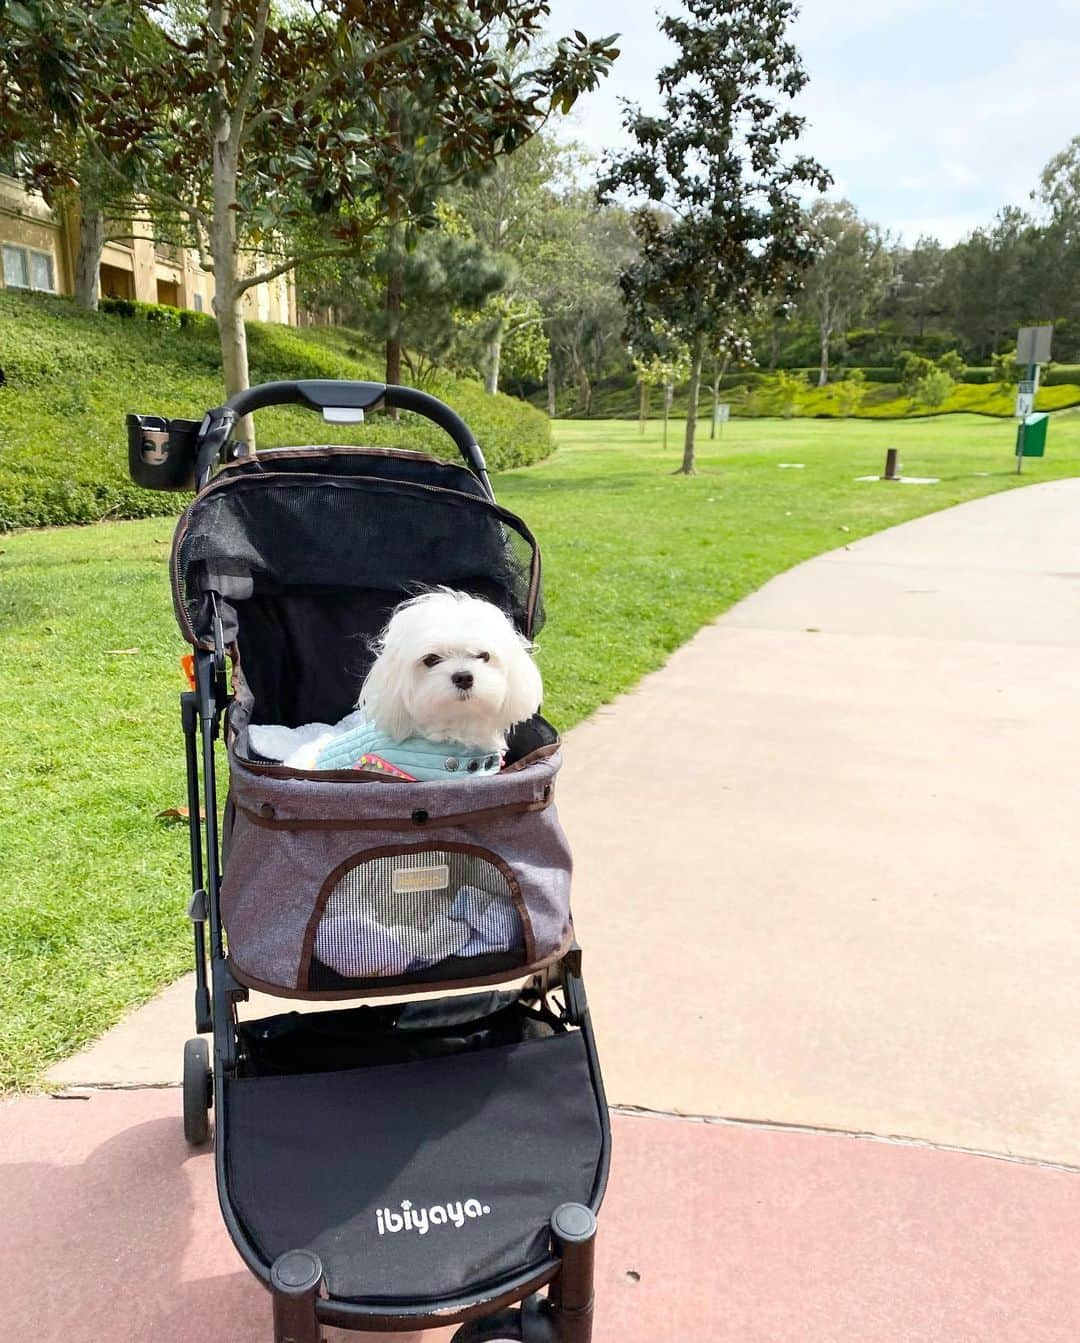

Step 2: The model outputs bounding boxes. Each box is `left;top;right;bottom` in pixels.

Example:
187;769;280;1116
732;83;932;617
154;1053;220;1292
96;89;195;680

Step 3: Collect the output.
227;937;573;1002
233;740;559;782
296;841;538;991
235;795;552;831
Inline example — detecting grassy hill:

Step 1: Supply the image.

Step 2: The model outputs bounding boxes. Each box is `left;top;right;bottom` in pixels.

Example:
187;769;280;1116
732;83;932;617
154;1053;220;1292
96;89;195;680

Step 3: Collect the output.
0;291;550;530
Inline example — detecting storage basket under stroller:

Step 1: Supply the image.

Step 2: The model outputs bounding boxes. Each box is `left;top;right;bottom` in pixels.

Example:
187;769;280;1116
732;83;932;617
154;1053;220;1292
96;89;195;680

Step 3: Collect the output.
130;379;608;1343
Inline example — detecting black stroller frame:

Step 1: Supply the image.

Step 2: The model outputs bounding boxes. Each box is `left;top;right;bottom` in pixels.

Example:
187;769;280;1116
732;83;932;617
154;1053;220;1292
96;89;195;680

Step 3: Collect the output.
132;380;610;1343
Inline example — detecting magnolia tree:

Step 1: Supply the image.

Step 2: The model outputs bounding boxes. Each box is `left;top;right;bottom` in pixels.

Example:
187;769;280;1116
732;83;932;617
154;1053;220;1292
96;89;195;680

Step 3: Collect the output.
1;0;617;414
599;0;830;474
0;1;170;309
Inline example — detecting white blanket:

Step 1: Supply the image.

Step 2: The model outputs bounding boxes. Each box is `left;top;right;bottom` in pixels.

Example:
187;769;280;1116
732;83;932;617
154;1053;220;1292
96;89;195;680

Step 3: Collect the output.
248;710;366;769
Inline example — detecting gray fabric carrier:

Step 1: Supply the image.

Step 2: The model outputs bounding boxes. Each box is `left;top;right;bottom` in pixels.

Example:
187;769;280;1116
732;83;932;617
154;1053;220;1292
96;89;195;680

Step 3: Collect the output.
221;736;573;997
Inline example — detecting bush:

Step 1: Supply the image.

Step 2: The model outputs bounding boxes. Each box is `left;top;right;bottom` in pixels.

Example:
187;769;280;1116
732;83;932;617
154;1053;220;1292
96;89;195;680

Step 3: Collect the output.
937;350;966;381
898;351;937;400
0;291;551;530
991;350;1023;392
833;368;867;417
913;367;955;408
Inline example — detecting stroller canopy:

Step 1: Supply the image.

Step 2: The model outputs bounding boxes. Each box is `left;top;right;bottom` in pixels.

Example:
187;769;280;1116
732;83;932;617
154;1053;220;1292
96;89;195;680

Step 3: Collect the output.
170;448;543;727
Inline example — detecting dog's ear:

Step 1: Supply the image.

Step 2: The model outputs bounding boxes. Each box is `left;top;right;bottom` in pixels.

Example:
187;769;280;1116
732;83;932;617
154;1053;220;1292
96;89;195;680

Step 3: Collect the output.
358;643;415;742
500;633;544;727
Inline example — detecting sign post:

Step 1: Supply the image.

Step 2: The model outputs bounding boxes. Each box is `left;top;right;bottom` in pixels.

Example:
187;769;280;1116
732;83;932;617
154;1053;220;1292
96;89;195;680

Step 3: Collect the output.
1014;325;1053;474
712;401;730;437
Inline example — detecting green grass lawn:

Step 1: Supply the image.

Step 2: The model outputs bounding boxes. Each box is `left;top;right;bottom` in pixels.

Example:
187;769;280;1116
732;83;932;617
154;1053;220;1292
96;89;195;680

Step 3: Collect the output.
3;410;1079;1089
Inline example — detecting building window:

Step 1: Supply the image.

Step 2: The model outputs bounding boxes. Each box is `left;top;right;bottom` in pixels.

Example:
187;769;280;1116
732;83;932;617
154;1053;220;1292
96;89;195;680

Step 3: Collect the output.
2;244;55;292
193;292;204;313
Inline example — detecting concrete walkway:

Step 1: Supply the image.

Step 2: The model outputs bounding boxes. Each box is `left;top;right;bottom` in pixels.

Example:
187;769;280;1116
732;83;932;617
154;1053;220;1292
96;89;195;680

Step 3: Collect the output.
23;479;1080;1339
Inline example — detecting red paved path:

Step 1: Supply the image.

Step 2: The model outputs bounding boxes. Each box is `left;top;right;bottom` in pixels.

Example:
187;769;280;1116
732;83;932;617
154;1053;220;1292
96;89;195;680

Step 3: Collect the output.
5;1090;1080;1343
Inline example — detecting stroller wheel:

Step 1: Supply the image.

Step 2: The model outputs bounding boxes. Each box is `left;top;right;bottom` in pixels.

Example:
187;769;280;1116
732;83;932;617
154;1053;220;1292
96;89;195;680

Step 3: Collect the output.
450;1308;523;1342
183;1037;213;1146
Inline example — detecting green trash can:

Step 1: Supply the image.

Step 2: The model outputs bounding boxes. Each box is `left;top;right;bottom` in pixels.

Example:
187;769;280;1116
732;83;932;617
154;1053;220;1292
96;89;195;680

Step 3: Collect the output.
1017;412;1048;458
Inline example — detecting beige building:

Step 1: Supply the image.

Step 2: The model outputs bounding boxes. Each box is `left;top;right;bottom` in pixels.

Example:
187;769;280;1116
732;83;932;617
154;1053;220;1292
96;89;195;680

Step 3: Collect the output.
0;172;297;324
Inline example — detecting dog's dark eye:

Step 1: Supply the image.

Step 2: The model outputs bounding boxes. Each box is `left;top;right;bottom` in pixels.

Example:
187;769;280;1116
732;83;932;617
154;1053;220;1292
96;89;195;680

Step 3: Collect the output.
421;654;442;669
475;651;490;663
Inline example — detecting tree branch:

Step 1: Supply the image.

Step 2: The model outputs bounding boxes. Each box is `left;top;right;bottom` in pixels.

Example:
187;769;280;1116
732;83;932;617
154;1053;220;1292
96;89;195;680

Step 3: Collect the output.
243;35;415;139
234;245;351;293
229;0;272;161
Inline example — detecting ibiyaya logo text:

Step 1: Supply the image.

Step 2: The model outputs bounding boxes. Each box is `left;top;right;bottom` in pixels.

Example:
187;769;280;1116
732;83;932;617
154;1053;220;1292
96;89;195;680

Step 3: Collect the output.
376;1198;491;1237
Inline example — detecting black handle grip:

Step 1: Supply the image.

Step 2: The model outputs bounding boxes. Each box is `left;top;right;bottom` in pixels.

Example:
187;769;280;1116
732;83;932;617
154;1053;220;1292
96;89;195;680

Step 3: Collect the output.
223;380;491;495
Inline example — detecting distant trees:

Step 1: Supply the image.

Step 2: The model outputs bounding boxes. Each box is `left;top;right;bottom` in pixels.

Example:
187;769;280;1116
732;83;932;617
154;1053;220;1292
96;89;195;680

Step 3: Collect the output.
800;200;891;385
599;0;830;473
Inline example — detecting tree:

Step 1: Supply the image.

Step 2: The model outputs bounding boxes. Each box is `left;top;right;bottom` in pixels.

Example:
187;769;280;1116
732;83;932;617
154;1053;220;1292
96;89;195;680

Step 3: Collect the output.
632;324;689;444
454;132;581;393
3;1;618;424
890;235;946;341
543;193;637;417
801;199;891;386
367;229;510;385
0;0;168;309
598;0;830;474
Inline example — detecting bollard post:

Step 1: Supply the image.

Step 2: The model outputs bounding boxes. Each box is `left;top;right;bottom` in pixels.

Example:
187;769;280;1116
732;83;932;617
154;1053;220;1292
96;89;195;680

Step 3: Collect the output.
883;448;900;480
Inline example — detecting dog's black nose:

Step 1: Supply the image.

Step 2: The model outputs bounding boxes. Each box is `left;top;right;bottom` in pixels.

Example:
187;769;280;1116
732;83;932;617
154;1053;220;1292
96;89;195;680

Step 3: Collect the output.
451;671;474;691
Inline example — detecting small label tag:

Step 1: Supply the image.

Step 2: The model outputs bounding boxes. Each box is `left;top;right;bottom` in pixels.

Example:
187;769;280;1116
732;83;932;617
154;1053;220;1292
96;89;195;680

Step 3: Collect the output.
392;864;450;894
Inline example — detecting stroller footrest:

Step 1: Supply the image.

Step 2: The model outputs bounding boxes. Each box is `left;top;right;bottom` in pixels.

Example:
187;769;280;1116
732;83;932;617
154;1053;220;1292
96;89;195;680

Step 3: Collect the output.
221;1030;605;1306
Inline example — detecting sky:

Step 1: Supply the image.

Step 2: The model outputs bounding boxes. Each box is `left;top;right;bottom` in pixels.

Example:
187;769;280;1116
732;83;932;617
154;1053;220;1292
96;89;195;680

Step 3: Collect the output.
544;0;1080;245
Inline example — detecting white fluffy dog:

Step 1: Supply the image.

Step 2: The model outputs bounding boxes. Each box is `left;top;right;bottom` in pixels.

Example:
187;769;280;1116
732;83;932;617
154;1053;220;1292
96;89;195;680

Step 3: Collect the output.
248;590;542;777
359;589;542;753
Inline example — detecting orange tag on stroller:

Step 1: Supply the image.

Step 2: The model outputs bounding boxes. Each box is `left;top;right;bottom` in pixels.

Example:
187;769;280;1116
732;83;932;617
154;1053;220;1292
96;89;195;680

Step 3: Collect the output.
181;653;196;688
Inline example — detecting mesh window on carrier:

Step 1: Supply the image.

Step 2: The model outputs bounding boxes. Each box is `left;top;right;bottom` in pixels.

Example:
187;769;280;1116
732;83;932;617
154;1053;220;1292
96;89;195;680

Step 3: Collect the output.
311;849;524;984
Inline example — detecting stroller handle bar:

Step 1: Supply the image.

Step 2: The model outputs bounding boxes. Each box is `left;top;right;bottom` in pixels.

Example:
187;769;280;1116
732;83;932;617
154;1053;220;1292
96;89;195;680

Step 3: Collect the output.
224;380;492;496
127;381;494;499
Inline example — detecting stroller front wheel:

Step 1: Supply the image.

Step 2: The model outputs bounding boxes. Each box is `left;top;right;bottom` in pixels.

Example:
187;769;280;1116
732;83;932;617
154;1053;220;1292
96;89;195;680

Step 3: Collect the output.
183;1037;213;1145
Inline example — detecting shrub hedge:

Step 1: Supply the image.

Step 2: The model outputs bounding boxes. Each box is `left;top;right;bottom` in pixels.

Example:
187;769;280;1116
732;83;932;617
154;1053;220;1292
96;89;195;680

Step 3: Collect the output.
0;291;550;530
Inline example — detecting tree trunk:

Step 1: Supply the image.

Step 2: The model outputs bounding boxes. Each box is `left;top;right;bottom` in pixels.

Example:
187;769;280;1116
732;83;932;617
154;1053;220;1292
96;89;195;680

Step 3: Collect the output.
546;360;557;417
817;326;830;387
385;248;403;388
211;128;254;444
638;378;648;433
74;206;105;311
678;337;704;475
484;330;503;395
709;353;730;439
768;323;780;372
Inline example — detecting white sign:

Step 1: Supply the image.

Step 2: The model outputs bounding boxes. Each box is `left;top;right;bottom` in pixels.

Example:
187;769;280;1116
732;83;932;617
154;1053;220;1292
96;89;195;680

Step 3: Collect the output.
713;402;731;424
1015;391;1034;418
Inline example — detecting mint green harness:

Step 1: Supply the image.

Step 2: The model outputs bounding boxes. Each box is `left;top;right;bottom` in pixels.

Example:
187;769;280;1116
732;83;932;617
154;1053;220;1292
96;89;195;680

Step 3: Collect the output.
314;723;500;781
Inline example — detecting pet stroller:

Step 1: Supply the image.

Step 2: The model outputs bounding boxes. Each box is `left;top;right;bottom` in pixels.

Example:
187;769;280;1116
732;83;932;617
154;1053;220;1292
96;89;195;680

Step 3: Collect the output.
127;380;609;1343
